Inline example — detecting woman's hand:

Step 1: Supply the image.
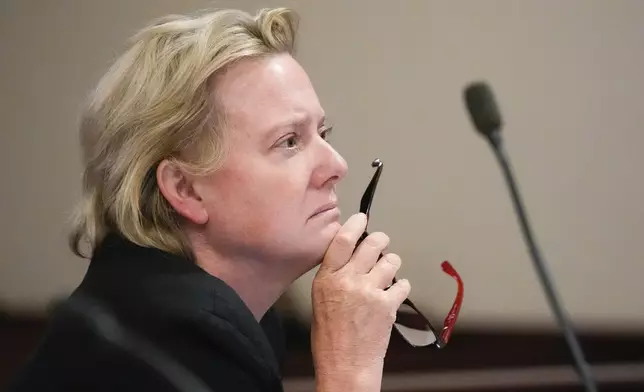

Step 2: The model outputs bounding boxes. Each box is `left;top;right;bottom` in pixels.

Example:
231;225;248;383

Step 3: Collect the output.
311;213;411;392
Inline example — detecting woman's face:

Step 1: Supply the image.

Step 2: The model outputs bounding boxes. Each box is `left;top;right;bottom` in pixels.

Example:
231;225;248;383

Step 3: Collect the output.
193;53;348;278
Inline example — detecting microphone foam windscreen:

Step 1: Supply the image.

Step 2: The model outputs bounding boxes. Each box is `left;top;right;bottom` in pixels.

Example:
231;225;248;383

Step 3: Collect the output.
463;82;503;136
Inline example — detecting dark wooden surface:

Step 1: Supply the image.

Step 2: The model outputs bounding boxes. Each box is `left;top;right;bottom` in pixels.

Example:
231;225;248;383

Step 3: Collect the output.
280;316;644;375
280;317;644;391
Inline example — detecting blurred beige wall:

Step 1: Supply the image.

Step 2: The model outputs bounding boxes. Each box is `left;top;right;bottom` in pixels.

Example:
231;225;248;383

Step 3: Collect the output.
1;0;643;332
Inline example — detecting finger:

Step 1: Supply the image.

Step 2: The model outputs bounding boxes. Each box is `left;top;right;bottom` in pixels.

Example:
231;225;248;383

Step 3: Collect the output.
357;232;389;254
367;253;402;289
385;278;411;307
321;213;368;272
349;231;390;274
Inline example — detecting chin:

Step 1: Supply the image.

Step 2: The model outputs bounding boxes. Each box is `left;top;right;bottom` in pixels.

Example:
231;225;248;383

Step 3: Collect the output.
310;225;341;261
317;220;341;246
276;221;342;276
287;232;335;271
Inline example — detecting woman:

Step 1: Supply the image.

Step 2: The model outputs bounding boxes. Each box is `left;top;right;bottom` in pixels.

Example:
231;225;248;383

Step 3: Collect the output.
9;7;409;392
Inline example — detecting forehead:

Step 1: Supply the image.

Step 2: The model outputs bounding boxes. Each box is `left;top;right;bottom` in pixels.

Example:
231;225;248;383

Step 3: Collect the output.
212;53;324;138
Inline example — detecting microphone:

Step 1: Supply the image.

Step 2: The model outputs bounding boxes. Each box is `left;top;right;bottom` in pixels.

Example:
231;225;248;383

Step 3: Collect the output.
463;82;598;392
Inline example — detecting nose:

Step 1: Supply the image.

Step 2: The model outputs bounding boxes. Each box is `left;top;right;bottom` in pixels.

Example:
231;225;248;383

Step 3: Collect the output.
311;141;348;189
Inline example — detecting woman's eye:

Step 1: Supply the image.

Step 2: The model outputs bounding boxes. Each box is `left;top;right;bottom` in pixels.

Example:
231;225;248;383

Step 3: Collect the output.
320;126;333;140
277;134;299;149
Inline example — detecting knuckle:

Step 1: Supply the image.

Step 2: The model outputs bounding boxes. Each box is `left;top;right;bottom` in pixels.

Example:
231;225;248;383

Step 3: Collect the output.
363;232;390;248
383;253;402;268
338;275;354;290
334;233;354;248
370;289;386;304
330;274;357;293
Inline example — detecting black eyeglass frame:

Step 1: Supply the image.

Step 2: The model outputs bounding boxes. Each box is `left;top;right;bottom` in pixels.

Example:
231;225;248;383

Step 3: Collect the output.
355;158;464;349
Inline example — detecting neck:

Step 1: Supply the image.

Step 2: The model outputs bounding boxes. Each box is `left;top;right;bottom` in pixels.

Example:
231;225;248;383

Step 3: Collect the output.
188;234;289;321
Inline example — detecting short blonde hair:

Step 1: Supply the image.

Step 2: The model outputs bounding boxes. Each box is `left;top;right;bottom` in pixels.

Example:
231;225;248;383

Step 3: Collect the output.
69;7;299;259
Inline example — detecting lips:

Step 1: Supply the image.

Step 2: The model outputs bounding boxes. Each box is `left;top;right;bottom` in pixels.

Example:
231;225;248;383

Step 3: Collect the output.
311;202;338;218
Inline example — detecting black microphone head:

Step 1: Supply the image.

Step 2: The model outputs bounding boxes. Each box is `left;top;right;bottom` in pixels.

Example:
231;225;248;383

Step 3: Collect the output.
463;81;503;136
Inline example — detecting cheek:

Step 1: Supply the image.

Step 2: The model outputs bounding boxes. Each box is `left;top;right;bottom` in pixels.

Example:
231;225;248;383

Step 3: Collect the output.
201;168;301;239
202;170;257;218
247;177;303;226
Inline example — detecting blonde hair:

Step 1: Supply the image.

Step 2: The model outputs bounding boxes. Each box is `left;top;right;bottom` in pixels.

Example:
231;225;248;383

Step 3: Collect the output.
69;7;299;259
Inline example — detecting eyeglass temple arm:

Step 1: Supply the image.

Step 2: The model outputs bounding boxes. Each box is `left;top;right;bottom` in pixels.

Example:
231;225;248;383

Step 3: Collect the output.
359;157;429;300
438;261;464;346
358;159;433;337
359;159;383;219
357;158;383;247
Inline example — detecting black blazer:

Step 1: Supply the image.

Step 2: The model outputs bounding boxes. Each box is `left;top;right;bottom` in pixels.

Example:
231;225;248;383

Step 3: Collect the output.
8;234;286;392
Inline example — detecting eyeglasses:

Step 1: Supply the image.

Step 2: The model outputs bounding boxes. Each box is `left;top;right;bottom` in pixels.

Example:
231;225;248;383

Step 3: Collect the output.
356;158;464;349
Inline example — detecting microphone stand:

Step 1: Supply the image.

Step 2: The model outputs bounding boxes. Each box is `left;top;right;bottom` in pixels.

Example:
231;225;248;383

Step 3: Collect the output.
485;131;598;392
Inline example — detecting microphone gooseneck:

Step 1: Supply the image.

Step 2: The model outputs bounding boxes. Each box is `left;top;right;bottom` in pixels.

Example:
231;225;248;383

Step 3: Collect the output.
463;82;598;392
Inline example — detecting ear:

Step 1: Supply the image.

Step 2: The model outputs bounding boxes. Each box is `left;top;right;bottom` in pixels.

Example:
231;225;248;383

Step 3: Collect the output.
156;159;208;225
